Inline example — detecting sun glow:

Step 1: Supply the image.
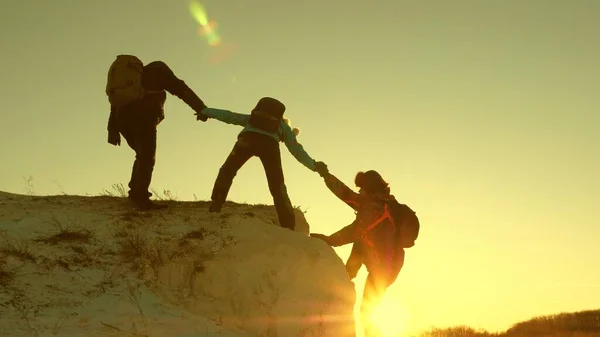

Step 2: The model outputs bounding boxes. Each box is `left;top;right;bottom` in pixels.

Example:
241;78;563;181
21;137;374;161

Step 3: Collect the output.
368;296;411;337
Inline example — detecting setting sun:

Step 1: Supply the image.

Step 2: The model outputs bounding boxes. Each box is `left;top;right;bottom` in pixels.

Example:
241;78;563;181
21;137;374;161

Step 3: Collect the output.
369;296;411;337
1;0;599;336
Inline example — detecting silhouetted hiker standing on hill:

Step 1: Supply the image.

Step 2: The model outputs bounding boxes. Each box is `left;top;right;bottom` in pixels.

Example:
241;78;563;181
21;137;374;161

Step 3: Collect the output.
196;97;323;230
106;55;208;211
310;166;419;337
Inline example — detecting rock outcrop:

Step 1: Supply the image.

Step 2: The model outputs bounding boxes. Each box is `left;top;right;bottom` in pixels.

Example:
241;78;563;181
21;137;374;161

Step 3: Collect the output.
0;192;356;336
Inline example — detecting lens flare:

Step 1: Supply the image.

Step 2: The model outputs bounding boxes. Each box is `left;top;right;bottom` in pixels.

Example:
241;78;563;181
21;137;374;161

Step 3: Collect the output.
189;0;221;46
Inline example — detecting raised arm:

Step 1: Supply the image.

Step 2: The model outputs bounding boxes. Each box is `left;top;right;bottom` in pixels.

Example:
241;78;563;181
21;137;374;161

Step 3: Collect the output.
319;171;361;211
281;122;317;171
201;108;250;127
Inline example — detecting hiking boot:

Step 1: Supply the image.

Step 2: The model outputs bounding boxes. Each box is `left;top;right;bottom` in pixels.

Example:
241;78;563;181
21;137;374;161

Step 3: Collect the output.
208;202;222;213
130;197;168;211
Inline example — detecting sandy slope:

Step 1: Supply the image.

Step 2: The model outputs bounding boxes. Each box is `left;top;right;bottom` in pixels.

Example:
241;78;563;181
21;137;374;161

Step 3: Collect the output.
0;192;356;337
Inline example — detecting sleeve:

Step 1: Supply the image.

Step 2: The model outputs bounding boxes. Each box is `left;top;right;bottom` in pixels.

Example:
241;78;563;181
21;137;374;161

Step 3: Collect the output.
327;201;380;247
201;108;250;127
143;61;185;93
281;122;316;171
321;172;361;211
107;105;118;133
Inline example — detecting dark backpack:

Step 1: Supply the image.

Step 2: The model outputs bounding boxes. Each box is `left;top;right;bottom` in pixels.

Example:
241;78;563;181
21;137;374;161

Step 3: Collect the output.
105;55;145;108
248;97;285;133
387;200;420;248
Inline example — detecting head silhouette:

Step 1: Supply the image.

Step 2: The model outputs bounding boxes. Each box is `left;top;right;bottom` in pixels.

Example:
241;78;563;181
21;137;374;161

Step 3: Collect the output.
355;170;390;195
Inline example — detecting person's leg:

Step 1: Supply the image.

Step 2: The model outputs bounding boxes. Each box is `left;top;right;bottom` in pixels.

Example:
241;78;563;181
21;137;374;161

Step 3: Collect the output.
127;158;140;199
256;137;295;230
209;134;254;212
360;272;390;337
387;248;406;285
119;125;139;196
345;244;364;280
122;107;163;209
116;106;145;201
132;122;157;199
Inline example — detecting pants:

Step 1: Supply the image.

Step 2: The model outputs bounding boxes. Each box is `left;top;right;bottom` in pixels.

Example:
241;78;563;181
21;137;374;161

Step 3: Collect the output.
118;105;158;200
211;131;296;230
358;248;406;337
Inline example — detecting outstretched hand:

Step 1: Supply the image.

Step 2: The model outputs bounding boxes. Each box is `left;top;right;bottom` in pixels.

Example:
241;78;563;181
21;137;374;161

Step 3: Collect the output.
314;161;329;177
195;111;208;122
310;233;332;245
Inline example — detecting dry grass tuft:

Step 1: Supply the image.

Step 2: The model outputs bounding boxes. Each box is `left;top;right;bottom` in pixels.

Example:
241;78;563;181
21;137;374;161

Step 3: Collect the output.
0;231;36;263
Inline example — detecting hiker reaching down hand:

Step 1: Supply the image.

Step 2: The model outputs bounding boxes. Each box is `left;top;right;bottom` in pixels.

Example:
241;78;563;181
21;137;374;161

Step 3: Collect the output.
198;97;324;231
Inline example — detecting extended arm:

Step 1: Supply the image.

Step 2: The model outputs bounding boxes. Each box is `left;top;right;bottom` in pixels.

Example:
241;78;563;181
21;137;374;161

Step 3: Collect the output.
320;171;361;211
201;108;250;127
142;61;207;119
281;122;316;171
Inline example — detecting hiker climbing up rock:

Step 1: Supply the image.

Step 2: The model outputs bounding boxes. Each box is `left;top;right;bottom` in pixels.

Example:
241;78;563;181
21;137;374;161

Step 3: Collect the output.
310;165;419;336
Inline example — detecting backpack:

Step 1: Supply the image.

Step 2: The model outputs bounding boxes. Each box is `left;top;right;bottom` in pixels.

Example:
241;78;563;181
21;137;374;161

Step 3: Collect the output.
364;198;420;249
248;97;286;133
105;55;145;108
387;200;420;248
249;109;284;133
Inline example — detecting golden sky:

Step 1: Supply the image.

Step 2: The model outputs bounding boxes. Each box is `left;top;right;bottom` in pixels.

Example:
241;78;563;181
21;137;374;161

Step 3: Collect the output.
1;0;598;335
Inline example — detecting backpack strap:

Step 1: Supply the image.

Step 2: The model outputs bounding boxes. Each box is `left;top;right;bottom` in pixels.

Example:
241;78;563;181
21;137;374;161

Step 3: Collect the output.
361;202;397;253
364;202;393;233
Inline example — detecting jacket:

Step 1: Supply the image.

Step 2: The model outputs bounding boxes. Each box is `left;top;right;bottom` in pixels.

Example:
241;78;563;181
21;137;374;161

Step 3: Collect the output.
201;107;317;171
322;172;398;276
107;61;192;133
